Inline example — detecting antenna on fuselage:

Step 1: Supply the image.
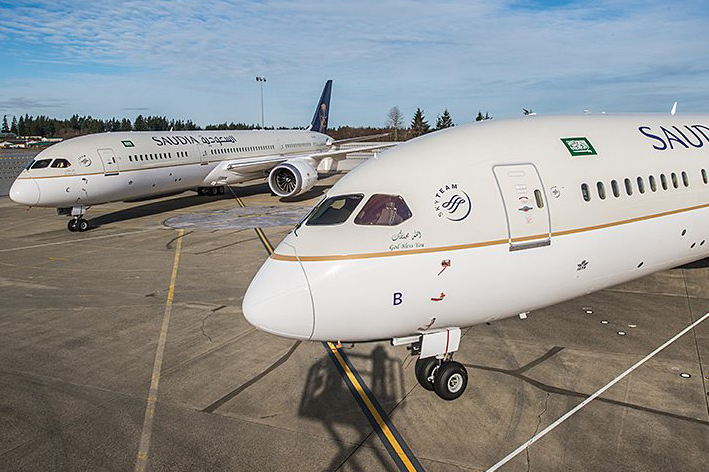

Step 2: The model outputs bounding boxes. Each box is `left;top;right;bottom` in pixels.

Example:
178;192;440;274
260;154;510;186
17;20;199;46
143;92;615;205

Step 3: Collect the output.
671;101;678;116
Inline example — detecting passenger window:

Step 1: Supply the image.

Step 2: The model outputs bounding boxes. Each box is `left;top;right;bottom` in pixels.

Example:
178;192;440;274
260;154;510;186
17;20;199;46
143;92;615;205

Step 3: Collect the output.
355;194;413;226
581;184;591;202
611;179;620;197
534;189;544;208
624;178;633;196
649;175;657;192
671;172;678;188
50;159;71;168
682;171;689;187
637;177;645;194
596;181;606;199
306;194;364;226
703;169;708;184
661;174;668;190
30;159;52;169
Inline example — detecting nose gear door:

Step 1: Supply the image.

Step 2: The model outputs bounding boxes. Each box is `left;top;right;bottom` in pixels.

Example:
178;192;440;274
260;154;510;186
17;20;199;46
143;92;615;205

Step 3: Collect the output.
97;148;119;175
493;163;551;251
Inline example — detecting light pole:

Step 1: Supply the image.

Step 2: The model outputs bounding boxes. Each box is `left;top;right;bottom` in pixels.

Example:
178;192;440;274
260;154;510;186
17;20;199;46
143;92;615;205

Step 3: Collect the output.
256;76;266;129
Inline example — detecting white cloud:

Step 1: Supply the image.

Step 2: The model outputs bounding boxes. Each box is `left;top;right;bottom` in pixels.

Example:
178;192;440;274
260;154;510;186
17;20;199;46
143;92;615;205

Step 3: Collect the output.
0;0;708;125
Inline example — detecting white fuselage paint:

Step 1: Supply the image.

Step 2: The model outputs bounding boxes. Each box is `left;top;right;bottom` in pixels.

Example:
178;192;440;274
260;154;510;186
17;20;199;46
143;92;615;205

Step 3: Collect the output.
12;129;329;208
243;114;709;342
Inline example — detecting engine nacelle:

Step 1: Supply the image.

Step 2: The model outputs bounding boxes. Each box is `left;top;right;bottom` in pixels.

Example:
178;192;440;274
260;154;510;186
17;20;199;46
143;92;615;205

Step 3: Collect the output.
268;158;318;197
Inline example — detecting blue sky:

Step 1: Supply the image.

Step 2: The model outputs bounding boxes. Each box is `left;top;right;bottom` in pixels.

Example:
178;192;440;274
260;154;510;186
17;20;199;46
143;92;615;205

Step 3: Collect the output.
1;0;708;127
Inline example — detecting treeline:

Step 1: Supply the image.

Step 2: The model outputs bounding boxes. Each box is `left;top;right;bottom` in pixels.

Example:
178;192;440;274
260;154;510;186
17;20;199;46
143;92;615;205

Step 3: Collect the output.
0;114;275;139
1;106;499;142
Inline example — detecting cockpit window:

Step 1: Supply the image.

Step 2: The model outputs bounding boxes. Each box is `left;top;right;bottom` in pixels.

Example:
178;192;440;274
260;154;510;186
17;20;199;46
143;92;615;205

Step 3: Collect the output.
306;194;364;226
354;194;412;226
50;159;71;168
30;159;52;169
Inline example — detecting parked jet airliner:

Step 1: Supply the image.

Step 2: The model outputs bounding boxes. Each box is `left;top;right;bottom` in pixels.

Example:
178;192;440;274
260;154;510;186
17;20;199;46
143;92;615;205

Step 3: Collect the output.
9;80;393;232
243;113;709;400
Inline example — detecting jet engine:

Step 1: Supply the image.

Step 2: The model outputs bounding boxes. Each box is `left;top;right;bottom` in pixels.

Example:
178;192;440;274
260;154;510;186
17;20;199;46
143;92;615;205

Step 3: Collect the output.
268;158;318;198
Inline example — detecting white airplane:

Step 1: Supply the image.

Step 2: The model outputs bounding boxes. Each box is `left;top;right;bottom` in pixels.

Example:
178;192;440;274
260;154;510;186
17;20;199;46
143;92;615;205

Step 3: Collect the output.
243;113;709;400
9;80;393;232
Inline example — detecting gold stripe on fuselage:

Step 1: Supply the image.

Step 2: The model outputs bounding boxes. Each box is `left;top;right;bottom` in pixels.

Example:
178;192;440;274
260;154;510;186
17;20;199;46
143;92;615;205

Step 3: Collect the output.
272;201;709;262
15;161;207;179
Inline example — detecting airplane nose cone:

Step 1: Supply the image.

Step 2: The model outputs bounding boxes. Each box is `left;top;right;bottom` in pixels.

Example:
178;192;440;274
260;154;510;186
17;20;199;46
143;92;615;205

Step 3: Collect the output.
9;179;40;206
242;256;314;340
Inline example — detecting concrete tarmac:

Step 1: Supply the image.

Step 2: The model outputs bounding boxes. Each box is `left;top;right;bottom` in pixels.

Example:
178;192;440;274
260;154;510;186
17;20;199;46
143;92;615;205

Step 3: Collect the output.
0;173;707;471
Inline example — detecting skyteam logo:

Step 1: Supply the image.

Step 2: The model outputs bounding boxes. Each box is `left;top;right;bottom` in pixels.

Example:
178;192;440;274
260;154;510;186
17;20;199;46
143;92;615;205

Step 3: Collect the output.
434;183;472;221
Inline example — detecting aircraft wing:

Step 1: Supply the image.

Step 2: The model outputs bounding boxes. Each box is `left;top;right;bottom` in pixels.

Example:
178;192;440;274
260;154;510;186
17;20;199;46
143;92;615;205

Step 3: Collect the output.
225;155;289;173
331;132;390;144
306;142;397;161
224;142;397;174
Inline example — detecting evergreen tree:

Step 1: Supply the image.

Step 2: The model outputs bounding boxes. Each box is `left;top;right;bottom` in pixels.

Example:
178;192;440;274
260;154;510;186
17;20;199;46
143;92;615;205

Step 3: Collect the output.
1;115;8;133
10;116;18;135
475;111;491;121
410;108;430;137
436;109;454;129
133;115;148;131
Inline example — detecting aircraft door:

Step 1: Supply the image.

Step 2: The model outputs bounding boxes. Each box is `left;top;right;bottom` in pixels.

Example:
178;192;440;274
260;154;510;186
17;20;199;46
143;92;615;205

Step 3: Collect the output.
97;148;119;175
493;164;551;251
195;141;209;165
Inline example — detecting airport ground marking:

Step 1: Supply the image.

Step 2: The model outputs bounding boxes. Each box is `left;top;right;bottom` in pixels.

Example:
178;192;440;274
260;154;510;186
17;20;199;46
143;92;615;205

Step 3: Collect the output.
0;228;158;253
485;311;709;472
134;229;185;472
325;342;425;472
238;194;424;472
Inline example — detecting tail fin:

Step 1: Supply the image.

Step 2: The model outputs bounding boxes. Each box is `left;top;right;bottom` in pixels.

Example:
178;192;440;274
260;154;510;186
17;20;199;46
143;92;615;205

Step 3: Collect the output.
309;80;332;133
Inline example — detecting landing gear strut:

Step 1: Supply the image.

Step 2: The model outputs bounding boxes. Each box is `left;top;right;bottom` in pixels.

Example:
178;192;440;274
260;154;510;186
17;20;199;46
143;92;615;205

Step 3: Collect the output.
397;327;468;400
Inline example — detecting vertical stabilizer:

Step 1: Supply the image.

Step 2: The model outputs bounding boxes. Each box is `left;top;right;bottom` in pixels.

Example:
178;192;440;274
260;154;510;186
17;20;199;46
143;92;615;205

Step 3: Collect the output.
309;80;332;133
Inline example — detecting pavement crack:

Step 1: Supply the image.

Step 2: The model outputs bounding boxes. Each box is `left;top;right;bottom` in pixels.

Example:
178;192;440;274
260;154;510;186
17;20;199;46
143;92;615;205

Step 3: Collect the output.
202;340;302;413
526;392;550;472
200;312;213;342
463;361;709;426
166;230;190;250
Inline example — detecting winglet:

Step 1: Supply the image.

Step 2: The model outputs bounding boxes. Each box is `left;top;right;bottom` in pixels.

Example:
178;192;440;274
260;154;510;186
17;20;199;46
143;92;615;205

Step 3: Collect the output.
671;101;678;116
309;80;332;133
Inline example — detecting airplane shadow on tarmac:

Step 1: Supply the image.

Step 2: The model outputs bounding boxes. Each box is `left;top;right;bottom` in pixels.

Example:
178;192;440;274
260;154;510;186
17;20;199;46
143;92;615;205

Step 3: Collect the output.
299;345;406;472
87;181;331;229
678;257;709;269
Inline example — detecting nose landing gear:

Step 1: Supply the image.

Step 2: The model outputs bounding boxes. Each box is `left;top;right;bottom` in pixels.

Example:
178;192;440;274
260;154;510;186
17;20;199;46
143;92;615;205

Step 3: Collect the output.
67;217;89;232
396;327;468;400
197;186;225;196
414;356;468;400
60;206;90;232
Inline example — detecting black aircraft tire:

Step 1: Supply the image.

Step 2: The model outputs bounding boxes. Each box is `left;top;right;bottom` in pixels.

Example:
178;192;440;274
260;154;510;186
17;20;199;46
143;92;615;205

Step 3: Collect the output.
67;219;78;232
433;361;468;401
415;357;438;391
77;219;89;232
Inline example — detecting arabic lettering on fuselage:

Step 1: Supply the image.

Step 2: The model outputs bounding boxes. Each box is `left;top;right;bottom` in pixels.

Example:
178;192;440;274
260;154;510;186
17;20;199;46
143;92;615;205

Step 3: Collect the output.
151;135;237;147
638;124;709;151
